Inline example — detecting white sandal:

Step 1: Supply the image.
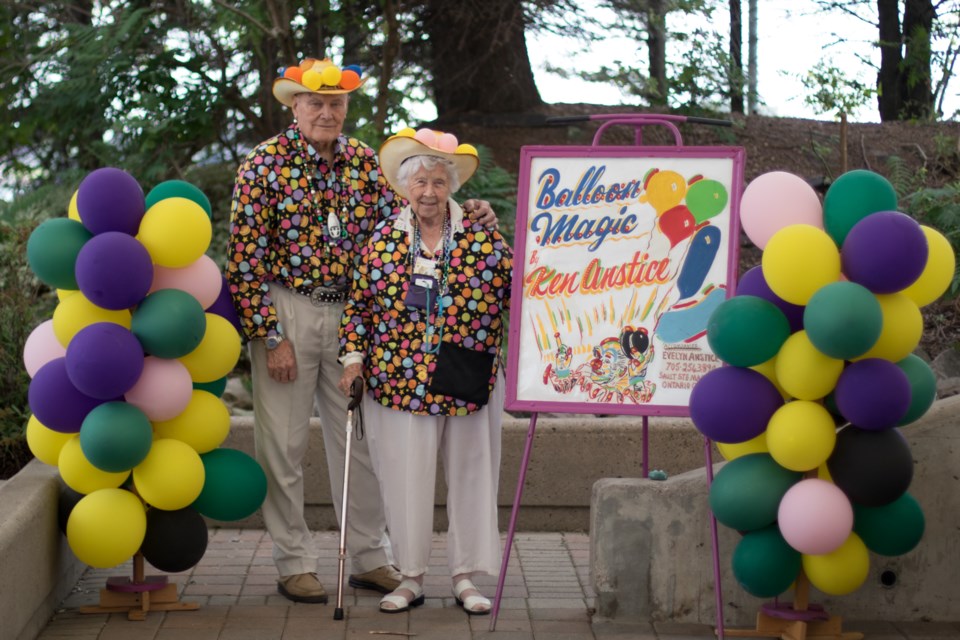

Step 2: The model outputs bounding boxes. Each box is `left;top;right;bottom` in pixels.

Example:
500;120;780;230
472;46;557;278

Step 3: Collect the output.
453;578;491;616
379;578;425;613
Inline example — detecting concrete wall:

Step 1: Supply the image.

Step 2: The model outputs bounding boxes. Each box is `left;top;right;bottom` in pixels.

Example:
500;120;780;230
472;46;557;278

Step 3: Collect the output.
221;414;720;532
0;461;85;640
590;394;960;626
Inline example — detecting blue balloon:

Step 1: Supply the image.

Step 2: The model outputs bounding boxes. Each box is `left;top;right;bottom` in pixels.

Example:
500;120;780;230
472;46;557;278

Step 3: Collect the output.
677;226;721;300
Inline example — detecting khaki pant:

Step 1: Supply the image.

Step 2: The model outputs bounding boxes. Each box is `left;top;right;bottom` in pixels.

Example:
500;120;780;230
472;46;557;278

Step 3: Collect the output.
250;284;392;577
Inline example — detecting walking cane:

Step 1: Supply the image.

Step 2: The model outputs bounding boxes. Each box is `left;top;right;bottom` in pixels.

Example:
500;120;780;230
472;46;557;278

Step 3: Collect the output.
333;376;364;621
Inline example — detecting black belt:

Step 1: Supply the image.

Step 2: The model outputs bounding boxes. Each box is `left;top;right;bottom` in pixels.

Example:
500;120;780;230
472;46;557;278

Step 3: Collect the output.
294;285;347;306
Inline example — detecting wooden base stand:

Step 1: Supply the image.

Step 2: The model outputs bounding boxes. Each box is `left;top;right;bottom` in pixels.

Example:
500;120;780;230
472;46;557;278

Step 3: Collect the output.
720;572;862;640
79;553;199;620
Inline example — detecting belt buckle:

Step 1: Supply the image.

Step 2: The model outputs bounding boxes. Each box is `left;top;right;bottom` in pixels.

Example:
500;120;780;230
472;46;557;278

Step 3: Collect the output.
310;287;328;306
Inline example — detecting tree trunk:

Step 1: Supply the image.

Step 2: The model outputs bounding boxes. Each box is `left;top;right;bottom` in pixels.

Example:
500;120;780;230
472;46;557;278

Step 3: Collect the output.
876;0;903;121
900;0;936;119
424;0;542;116
747;0;757;114
646;0;669;106
375;0;400;137
729;0;744;113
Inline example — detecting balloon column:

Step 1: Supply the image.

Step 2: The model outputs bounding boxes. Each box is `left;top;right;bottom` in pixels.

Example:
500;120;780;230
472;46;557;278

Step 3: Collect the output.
691;169;953;599
24;168;265;571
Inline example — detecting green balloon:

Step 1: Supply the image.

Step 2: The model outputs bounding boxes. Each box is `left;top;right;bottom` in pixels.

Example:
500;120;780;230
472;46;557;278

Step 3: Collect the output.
79;402;153;472
26;218;93;289
194;376;228;397
823;170;898;246
896;354;937;426
854;492;925;556
804;281;882;359
192;448;267;521
707;296;791;367
686;178;729;223
145;180;212;218
710;453;803;532
732;525;802;598
131;289;206;358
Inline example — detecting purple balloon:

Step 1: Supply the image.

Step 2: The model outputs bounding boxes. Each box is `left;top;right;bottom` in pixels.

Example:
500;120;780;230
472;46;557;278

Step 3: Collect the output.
76;167;146;236
690;366;784;443
65;323;145;400
75;232;154;310
842;211;928;294
737;266;804;332
835;359;911;430
28;358;107;433
205;274;242;334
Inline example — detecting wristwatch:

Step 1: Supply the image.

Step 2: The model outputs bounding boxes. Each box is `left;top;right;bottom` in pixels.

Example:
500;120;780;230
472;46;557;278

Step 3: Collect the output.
265;334;285;350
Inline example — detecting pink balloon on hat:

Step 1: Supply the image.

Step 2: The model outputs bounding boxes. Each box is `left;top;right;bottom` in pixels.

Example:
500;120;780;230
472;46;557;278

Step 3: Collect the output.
437;133;459;153
149;254;223;309
414;128;439;147
124;356;193;421
24;319;67;378
740;171;823;250
778;478;853;555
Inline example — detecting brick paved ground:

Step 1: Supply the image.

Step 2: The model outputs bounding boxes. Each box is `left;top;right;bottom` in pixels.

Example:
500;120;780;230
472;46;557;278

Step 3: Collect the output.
38;530;960;640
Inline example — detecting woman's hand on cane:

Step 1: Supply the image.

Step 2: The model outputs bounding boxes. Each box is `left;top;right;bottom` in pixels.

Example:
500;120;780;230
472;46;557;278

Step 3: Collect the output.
338;362;363;397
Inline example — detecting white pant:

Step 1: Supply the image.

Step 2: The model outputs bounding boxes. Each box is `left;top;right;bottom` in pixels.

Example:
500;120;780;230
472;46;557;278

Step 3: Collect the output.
363;373;504;578
251;284;392;577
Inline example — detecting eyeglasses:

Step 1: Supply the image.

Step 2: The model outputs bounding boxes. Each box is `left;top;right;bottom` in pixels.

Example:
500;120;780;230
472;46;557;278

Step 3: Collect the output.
297;97;347;112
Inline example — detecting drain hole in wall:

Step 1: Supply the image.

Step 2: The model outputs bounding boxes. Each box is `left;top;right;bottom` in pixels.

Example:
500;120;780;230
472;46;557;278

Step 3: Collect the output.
880;570;897;588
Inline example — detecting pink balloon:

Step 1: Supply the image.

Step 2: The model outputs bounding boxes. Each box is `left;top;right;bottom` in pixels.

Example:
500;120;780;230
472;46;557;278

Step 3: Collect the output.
149;254;223;309
24;320;67;378
740;172;823;250
778;478;853;555
124;356;193;421
414;128;438;148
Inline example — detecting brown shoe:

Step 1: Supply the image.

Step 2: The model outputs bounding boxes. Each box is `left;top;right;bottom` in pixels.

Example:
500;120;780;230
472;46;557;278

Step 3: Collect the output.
349;565;402;594
278;573;328;604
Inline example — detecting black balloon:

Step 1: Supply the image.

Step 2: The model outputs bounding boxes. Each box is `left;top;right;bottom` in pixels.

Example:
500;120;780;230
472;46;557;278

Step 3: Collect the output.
140;506;209;573
56;478;84;536
827;426;913;507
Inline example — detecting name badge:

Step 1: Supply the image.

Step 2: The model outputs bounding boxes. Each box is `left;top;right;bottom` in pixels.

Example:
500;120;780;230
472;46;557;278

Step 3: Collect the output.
414;257;437;276
413;275;434;290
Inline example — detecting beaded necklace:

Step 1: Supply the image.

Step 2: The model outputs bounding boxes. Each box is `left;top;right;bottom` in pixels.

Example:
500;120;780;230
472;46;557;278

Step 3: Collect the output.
289;124;349;250
411;210;452;355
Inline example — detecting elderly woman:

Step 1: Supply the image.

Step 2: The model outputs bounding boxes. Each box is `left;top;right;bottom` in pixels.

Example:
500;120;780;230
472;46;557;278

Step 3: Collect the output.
338;128;512;615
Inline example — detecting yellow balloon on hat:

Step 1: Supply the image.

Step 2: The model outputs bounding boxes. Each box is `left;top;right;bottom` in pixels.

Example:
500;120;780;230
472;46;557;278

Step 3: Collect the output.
58;437;130;494
52;293;132;348
177;314;242;383
301;69;322;91
853;293;923;362
775;331;844;400
802;533;870;596
766;400;837;472
26;414;75;466
762;224;841;305
66;488;146;568
138;197;212;268
320;64;342;86
900;225;956;307
132;438;205;510
152;389;230;453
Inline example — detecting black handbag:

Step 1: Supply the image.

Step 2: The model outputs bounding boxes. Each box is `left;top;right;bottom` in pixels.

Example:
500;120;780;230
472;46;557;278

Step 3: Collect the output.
427;343;496;405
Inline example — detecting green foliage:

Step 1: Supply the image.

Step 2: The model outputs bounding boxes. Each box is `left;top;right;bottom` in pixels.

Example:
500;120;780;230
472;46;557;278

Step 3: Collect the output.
800;61;876;120
457;146;518;246
900;180;960;297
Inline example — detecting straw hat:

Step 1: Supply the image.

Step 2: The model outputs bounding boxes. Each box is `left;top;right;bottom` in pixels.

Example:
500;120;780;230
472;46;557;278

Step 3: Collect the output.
273;58;368;107
379;128;480;201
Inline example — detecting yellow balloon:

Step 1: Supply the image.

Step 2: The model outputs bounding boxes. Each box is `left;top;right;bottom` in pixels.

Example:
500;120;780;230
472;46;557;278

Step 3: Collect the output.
26;414;75;466
717;431;768;461
153;389;230;453
320;64;342;86
766;400;837;472
775;331;844;400
817;463;833;482
52;292;132;347
803;533;870;596
750;355;791;400
66;488;146;568
133;438;205;510
854;293;922;362
137;197;211;268
68;189;81;221
301;68;322;90
58;437;130;494
762;225;841;305
901;226;956;307
178;314;242;383
56;288;79;302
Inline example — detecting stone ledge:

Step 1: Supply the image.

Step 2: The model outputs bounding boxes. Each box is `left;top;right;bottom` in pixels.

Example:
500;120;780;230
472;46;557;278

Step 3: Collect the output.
0;460;85;640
